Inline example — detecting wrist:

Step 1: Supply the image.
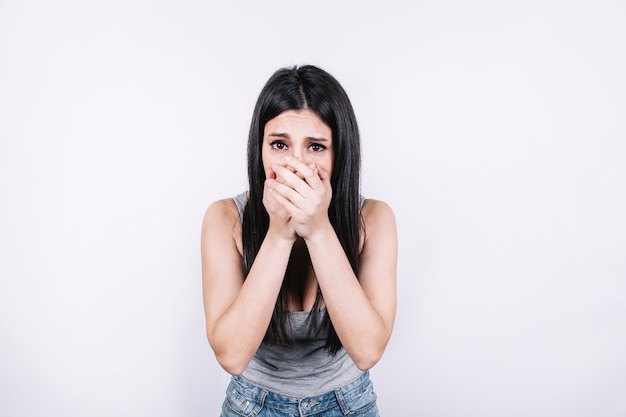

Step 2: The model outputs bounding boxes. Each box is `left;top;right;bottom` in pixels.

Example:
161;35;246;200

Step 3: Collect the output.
302;221;335;246
265;227;297;247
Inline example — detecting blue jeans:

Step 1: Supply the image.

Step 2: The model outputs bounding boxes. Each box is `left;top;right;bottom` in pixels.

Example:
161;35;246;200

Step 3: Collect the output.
220;371;379;417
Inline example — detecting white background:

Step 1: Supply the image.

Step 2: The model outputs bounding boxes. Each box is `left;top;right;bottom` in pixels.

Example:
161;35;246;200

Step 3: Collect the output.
1;1;625;416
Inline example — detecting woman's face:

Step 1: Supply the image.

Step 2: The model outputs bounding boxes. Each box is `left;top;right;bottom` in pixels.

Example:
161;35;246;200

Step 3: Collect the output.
262;109;334;178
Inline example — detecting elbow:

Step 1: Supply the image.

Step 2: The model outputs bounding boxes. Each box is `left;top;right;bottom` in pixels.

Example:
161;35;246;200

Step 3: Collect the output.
210;337;252;375
215;351;250;376
352;346;384;371
207;329;252;375
354;356;380;371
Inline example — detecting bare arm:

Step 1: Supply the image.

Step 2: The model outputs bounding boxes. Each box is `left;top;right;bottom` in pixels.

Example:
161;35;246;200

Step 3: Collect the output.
305;200;397;370
201;185;296;374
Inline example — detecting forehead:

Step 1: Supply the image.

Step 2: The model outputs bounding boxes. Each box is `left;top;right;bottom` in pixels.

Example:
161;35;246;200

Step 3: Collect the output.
264;109;331;138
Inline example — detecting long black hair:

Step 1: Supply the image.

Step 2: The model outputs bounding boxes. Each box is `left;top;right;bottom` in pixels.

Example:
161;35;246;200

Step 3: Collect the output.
242;65;361;354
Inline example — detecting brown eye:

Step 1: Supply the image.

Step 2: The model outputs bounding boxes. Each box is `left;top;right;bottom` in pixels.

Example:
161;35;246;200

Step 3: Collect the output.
309;143;326;152
270;141;287;150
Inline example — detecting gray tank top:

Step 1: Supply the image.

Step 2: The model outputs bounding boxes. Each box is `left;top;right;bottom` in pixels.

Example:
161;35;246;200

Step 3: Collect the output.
232;192;364;397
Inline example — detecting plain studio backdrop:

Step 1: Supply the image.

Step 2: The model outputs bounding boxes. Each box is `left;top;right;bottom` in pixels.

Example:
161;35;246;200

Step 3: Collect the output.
1;1;625;416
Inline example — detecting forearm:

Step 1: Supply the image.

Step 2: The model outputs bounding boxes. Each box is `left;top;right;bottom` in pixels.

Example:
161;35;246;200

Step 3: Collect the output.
208;231;294;374
304;225;392;370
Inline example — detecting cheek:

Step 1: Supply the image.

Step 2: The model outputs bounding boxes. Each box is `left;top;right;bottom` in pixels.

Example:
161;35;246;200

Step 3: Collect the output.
317;158;333;178
261;149;274;171
323;153;334;175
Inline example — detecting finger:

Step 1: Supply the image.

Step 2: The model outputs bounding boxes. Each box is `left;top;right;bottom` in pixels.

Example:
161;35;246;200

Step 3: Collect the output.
270;163;298;185
292;158;307;180
309;163;319;178
314;165;332;197
268;189;303;222
272;164;311;195
283;157;323;189
316;164;330;183
264;175;283;208
264;184;291;218
268;176;306;207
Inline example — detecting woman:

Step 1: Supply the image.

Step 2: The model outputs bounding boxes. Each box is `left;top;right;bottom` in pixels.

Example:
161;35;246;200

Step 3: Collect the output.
201;65;397;417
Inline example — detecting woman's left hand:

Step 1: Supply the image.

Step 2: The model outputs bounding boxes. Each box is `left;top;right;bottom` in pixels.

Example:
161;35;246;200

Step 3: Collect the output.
267;156;332;239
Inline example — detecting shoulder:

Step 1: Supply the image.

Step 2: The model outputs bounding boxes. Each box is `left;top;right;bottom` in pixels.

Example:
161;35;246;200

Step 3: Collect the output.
202;198;243;254
360;199;397;246
202;198;240;228
361;199;395;225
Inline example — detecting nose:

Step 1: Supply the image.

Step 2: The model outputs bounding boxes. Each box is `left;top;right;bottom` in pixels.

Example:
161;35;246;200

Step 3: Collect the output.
290;147;305;162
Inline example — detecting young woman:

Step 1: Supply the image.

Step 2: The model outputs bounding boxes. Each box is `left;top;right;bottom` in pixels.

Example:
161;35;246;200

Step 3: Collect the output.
201;65;397;417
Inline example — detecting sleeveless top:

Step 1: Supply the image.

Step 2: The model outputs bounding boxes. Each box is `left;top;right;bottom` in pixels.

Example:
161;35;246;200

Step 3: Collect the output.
232;192;364;397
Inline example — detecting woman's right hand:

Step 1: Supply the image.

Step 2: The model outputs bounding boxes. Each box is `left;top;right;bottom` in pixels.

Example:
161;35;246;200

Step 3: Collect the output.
263;166;297;242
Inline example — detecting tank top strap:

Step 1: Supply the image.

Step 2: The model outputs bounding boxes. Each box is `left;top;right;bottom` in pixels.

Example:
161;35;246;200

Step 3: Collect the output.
232;192;247;222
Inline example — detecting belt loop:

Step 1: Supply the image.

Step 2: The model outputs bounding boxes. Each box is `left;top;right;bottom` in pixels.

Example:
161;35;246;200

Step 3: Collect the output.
334;388;350;415
257;388;268;408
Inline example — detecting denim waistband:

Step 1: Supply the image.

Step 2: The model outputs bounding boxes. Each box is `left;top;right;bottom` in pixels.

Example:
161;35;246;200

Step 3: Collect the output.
227;371;373;415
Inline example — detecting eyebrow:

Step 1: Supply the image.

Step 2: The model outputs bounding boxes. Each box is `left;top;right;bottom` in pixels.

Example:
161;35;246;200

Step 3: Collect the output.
267;132;330;142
